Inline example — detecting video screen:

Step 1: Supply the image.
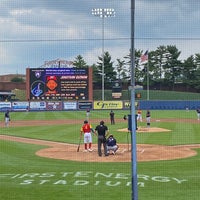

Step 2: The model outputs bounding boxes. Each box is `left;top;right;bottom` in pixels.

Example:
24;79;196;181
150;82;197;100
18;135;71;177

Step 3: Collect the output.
29;68;89;100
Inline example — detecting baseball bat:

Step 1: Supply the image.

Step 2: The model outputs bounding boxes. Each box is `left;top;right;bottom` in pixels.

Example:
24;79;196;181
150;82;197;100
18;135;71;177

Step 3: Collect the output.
77;137;81;152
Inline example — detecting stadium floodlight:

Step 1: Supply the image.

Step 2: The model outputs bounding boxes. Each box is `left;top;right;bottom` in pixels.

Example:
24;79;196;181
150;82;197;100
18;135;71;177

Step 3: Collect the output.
92;8;115;101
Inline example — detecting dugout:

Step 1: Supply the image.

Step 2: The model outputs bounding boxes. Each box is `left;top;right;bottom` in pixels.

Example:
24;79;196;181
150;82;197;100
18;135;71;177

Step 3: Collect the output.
0;91;16;101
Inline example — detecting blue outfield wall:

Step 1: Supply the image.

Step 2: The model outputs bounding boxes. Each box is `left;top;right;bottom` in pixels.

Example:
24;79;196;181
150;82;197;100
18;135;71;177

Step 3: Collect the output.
138;100;200;110
0;100;200;111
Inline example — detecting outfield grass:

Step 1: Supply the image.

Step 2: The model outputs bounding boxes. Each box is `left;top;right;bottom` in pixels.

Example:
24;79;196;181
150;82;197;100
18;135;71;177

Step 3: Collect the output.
0;110;200;200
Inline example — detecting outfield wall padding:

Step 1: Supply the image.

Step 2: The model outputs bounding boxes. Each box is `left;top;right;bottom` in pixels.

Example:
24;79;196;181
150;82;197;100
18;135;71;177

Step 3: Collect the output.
138;100;200;110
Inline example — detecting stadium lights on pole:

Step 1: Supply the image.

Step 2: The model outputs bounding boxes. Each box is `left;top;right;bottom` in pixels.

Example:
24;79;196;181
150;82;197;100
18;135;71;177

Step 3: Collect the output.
92;8;115;101
130;0;138;199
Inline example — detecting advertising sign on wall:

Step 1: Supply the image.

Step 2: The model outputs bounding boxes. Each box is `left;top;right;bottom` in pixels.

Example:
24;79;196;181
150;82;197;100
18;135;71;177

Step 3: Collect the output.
0;102;11;111
93;101;123;110
112;81;122;99
29;101;46;111
123;101;139;110
78;101;93;110
12;102;29;111
63;102;77;110
46;102;63;111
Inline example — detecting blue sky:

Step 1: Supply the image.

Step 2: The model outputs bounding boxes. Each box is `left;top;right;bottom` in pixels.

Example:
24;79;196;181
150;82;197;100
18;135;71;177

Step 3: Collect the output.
0;0;200;75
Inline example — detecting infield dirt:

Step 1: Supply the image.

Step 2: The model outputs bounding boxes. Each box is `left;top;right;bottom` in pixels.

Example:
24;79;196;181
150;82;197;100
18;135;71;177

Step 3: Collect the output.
1;118;200;162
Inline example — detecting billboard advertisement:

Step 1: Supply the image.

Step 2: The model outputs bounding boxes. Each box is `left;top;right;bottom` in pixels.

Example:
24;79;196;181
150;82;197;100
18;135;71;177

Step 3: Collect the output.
28;68;89;101
78;101;93;110
29;101;46;111
46;102;63;111
63;102;77;110
12;102;29;111
0;102;11;111
93;101;123;110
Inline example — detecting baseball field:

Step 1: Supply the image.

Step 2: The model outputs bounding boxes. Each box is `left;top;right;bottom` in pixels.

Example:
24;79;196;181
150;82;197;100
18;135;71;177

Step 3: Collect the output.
0;109;200;200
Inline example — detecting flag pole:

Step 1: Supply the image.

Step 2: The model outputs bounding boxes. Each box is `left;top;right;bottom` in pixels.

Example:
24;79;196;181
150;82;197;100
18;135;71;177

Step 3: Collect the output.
147;61;149;100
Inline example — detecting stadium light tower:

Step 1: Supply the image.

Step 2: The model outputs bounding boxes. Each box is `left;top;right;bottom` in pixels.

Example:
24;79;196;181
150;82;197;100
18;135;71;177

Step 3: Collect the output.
92;8;115;101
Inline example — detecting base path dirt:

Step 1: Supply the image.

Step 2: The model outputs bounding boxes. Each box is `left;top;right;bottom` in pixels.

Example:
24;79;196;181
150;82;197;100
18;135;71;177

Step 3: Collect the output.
1;135;200;163
1;118;200;162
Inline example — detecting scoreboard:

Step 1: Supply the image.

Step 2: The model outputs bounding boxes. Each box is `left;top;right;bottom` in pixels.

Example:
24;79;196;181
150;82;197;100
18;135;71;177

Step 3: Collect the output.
26;68;93;100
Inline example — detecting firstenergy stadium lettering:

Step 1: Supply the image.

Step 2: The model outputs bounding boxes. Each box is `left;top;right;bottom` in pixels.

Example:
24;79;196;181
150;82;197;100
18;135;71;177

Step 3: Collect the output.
0;171;187;187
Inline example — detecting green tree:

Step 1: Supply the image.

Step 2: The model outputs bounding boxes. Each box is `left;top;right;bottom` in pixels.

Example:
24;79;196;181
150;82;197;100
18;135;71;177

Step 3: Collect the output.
194;54;200;90
149;46;169;89
116;58;126;80
115;58;129;90
182;54;200;90
163;45;182;90
92;63;101;89
73;55;88;68
182;55;196;90
11;77;24;83
123;49;142;84
96;51;117;89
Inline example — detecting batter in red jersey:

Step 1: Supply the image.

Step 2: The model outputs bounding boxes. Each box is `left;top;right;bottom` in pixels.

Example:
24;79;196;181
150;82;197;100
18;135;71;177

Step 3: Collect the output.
80;120;94;152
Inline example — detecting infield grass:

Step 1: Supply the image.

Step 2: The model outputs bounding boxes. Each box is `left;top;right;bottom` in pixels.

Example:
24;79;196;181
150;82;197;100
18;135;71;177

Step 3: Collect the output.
0;110;200;200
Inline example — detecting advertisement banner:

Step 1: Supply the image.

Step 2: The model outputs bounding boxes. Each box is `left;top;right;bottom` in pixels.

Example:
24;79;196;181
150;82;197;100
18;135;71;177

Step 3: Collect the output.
93;101;123;110
63;102;77;110
12;102;29;111
78;101;93;110
29;101;46;111
124;101;131;110
0;102;11;111
46;102;63;111
124;101;139;110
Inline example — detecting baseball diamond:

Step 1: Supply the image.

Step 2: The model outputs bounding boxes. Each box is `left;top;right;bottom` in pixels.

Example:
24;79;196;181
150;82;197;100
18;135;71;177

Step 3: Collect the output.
1;110;200;200
0;135;200;162
0;118;200;163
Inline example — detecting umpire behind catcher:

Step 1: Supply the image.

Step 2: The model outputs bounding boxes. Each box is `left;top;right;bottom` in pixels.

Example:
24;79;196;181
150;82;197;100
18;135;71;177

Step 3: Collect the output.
94;121;109;157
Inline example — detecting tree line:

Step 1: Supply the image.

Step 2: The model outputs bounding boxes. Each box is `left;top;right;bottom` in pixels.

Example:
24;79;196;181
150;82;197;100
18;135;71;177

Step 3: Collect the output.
73;45;200;92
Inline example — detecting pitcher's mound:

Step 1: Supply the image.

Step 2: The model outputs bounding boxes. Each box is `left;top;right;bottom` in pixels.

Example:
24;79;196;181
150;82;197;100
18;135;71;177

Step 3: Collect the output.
118;127;171;133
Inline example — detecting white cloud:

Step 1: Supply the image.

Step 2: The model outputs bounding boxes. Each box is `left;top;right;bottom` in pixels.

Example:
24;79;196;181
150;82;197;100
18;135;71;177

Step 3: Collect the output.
0;0;199;75
10;9;32;16
0;46;8;64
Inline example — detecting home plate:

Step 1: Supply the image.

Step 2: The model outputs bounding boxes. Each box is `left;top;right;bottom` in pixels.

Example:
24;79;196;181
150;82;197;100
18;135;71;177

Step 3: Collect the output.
119;148;127;154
